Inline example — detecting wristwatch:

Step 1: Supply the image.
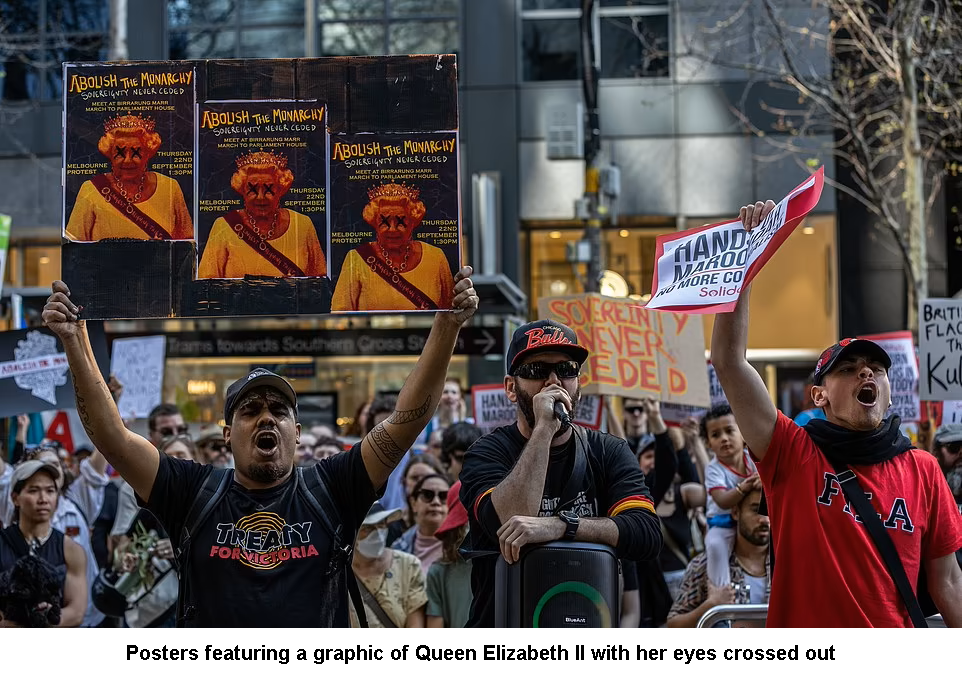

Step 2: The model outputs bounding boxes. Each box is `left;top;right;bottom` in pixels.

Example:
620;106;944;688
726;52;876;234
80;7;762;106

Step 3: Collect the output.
559;510;580;540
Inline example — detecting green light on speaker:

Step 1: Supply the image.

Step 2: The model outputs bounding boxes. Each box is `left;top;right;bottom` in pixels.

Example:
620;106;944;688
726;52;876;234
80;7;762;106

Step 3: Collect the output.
532;581;611;628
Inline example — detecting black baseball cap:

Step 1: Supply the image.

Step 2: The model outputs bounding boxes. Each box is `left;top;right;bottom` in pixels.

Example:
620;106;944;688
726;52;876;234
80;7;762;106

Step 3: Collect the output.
224;368;298;423
505;319;589;375
812;338;892;386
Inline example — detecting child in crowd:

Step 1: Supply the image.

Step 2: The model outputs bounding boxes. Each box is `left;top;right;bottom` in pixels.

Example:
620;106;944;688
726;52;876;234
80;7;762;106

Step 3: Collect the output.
701;404;759;587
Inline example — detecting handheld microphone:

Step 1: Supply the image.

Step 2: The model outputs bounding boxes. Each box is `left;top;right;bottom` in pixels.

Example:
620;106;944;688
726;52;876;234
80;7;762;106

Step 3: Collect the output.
554;401;571;427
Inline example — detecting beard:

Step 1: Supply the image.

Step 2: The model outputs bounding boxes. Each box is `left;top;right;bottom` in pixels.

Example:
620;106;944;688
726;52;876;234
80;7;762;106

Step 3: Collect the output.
739;522;771;547
242;459;288;484
515;384;581;433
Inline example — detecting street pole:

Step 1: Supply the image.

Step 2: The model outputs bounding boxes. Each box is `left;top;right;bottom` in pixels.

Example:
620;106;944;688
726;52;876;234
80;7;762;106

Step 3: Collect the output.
580;0;602;293
109;0;129;61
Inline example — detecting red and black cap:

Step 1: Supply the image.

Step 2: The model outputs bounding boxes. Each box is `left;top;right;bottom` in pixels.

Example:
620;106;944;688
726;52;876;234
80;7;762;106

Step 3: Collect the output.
224;368;298;423
812;338;892;386
505;319;589;374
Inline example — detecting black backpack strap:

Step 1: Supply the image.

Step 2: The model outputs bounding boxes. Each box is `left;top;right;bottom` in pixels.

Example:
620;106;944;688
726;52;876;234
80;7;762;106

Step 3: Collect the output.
296;466;369;628
175;469;233;627
557;424;589;513
832;465;928;628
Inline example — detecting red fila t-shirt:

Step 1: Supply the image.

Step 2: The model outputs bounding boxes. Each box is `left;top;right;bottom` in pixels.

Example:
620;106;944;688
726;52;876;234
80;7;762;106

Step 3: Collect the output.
755;412;962;627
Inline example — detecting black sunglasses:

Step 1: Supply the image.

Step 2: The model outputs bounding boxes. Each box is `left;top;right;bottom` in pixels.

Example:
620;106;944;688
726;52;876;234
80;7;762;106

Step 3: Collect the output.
204;442;229;453
624;406;645;415
158;424;189;437
512;360;580;380
416;489;448;504
946;442;962;454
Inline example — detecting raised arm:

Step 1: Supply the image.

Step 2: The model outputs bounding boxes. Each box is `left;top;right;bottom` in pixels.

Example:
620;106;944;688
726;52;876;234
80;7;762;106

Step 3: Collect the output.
42;282;159;502
709;201;778;460
360;267;478;490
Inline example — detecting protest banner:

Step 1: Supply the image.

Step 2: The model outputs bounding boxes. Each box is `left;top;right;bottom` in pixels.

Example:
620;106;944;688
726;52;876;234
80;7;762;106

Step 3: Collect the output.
110;335;167;419
538;294;709;406
328;132;460;313
472;384;515;433
858;331;919;423
0;323;109;416
195;100;328;281
942;400;962;424
919;298;962;400
646;167;824;313
61;55;460;319
573;395;603;430
661;363;727;424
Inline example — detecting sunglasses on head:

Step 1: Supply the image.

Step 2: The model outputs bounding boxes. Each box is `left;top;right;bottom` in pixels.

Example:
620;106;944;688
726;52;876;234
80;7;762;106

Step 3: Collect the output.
512;360;580;380
624;406;645;415
416;489;448;504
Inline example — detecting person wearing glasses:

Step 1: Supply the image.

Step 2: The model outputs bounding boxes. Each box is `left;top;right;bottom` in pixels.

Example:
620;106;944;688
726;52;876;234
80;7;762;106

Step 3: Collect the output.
933;425;962;512
621;398;650;454
147;403;187;448
393;474;451;576
196;425;233;469
459;319;663;627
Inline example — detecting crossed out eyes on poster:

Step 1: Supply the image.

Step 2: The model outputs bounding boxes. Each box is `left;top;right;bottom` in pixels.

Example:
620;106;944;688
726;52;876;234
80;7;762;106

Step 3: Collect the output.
0;324;109;417
328;132;460;312
196;100;328;280
63;63;196;243
60;57;461;319
646;168;824;314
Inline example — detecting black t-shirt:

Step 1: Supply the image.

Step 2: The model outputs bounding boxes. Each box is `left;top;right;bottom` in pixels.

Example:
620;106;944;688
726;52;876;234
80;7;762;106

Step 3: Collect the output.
459;423;660;627
141;446;375;627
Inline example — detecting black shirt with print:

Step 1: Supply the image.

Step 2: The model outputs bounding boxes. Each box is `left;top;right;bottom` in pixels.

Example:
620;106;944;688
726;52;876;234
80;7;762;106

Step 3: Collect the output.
141;446;375;627
459;423;662;627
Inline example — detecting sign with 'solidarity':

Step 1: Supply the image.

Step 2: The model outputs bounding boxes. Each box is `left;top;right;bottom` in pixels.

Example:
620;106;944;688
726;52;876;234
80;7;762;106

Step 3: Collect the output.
646;168;824;314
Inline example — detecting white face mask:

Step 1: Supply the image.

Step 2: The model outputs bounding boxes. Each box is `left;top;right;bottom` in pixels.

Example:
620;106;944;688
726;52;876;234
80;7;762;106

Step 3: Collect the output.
356;527;388;559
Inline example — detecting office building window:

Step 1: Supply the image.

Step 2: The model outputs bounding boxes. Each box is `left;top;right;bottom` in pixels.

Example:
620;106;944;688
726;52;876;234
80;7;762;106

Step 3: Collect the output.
317;0;459;56
0;0;108;101
520;0;669;82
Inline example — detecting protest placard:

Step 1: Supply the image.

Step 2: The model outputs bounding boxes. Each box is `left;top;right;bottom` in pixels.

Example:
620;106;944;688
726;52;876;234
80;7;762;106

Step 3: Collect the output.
646;168;824;314
858;331;919;423
919;298;962;400
195;100;328;281
0;324;109;416
471;384;515;433
573;395;603;430
110;335;167;419
942;400;962;424
538;294;709;406
329;132;460;313
61;55;460;320
661;363;728;424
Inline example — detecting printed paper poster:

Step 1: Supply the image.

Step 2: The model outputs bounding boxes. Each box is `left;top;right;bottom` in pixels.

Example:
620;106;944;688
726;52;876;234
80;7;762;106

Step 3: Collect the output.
195;100;328;279
646;168;824;314
63;62;196;243
858;331;919;423
472;384;515;433
328;132;461;312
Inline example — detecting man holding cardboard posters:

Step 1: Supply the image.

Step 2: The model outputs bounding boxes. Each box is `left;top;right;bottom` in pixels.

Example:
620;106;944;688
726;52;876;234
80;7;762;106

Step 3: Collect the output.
711;201;962;627
459;319;662;626
42;269;479;627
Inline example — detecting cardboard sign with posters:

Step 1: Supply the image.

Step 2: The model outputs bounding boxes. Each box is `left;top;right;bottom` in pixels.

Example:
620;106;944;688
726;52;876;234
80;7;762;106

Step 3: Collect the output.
858;331;919;423
195;100;329;281
328;132;460;313
61;56;460;320
919;298;962;401
0;324;109;416
63;63;196;243
661;363;729;425
538;294;709;406
646;168;824;314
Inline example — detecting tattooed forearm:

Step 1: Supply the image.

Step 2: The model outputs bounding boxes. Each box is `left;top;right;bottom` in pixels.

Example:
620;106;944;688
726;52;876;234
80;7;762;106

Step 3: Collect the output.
71;372;95;438
387;395;432;426
367;424;405;468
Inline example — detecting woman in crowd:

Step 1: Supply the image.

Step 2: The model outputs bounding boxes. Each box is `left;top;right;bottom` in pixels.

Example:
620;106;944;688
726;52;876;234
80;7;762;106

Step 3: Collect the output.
351;502;427;628
393;474;451;576
386;455;446;545
426;481;472;628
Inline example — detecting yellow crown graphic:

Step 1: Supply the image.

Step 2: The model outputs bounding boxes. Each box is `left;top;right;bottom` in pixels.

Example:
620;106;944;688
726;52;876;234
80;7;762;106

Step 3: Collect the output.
104;113;156;134
368;182;420;202
235;151;289;170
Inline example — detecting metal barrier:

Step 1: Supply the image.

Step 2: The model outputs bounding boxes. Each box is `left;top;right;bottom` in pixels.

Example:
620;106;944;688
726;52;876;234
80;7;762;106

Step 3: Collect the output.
696;604;946;628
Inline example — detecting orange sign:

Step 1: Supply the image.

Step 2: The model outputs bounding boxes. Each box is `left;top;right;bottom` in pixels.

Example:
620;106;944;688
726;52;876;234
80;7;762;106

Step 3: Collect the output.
538;293;709;405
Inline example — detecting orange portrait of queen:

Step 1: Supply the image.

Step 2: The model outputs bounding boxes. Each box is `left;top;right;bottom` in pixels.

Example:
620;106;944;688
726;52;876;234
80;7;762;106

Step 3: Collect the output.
65;113;193;242
197;151;326;279
331;182;454;312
